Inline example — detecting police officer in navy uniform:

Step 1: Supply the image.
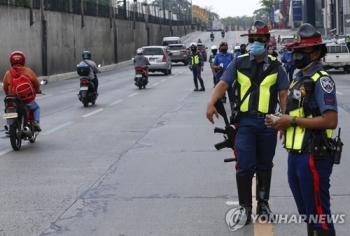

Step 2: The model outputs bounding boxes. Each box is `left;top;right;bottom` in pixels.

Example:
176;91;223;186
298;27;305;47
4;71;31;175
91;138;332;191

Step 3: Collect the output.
212;42;234;103
266;23;338;236
188;42;205;91
206;20;289;224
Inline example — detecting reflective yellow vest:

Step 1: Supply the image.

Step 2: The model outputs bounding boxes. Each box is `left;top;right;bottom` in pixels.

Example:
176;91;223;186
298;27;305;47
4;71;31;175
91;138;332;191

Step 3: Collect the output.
236;54;279;114
285;70;333;150
191;54;200;65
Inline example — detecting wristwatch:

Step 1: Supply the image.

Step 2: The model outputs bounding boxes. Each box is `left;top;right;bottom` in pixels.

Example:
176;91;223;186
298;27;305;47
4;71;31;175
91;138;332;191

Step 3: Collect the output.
291;116;297;127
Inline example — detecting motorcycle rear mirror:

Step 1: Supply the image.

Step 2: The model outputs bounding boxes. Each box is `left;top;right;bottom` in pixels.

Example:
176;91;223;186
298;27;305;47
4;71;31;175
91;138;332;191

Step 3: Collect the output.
40;79;48;85
214;99;229;126
98;64;101;68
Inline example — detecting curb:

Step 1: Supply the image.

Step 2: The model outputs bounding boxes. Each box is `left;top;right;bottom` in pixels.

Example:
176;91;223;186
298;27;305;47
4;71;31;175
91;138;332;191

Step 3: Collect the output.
38;60;133;83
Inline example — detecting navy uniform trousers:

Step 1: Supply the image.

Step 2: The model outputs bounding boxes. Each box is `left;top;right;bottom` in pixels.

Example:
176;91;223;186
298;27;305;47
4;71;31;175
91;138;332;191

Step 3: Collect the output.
288;153;334;230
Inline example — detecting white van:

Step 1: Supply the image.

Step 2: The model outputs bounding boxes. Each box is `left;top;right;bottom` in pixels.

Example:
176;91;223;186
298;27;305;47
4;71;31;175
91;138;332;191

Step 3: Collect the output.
162;37;181;46
322;43;350;73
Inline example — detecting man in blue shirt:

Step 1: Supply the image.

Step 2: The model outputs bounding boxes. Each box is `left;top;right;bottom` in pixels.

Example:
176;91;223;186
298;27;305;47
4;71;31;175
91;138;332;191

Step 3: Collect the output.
212;42;234;103
281;48;295;83
206;20;289;225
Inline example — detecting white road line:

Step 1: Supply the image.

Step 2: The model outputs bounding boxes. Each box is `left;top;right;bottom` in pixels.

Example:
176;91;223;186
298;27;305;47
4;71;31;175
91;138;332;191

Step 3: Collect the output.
36;94;53;100
168;76;174;78
108;99;123;107
0;147;15;156
128;92;139;97
336;91;344;95
81;109;104;118
225;201;239;206
159;79;166;83
60;89;75;93
152;83;159;86
42;121;74;135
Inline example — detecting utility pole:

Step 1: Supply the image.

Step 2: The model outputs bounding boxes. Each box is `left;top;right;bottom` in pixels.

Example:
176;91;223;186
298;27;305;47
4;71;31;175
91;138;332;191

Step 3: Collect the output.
336;0;339;34
325;0;328;37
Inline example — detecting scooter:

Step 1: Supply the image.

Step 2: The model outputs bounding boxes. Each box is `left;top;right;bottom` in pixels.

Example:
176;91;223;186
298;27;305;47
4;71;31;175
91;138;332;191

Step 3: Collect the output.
77;63;97;107
134;67;148;89
210;34;215;41
3;94;42;151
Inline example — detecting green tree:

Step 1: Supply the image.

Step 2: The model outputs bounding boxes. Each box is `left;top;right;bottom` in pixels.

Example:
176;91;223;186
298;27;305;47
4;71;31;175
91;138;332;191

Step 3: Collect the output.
259;0;275;16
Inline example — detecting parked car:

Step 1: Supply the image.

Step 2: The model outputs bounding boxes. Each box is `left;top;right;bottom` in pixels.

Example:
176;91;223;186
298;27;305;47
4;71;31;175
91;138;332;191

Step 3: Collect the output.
268;35;277;50
196;43;208;61
141;46;172;75
322;43;350;73
166;44;189;65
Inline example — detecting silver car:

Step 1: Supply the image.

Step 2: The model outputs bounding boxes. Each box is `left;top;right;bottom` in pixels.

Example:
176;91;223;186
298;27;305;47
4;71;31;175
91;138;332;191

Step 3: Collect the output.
142;46;172;75
166;44;189;65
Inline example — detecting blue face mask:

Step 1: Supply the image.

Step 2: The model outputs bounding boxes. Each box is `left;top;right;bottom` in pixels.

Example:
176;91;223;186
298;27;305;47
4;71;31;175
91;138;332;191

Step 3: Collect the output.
250;41;266;56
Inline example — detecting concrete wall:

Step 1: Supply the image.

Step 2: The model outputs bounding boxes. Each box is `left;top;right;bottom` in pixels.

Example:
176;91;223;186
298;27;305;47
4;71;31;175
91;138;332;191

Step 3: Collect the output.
0;5;192;78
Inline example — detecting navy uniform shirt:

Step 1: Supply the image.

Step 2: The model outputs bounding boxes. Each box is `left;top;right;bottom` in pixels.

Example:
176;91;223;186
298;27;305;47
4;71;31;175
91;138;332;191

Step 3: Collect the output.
293;63;338;114
213;52;234;72
221;52;289;92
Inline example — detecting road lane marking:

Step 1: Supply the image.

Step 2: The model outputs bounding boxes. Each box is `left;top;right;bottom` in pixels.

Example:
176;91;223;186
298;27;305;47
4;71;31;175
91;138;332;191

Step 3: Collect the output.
336;91;344;95
81;109;104;118
0;147;15;156
152;83;159;86
226;201;239;206
60;89;75;93
108;99;123;107
42;121;74;135
159;79;166;83
128;92;139;97
36;94;53;100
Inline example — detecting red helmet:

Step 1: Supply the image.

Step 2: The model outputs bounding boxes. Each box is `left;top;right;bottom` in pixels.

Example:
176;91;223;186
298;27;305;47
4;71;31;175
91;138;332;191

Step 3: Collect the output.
10;51;26;66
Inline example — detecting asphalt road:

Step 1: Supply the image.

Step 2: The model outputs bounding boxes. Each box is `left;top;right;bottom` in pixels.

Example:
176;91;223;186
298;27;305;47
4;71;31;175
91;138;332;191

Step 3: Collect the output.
0;30;349;236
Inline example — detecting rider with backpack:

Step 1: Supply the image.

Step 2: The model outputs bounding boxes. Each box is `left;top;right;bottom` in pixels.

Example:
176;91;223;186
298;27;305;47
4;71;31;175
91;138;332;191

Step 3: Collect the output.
79;50;100;94
2;51;42;131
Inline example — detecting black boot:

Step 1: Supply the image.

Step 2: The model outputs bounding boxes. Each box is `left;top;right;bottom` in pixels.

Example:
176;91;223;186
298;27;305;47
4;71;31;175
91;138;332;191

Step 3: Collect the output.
307;224;314;236
236;174;254;225
256;170;274;221
313;229;336;236
198;78;205;91
193;78;199;91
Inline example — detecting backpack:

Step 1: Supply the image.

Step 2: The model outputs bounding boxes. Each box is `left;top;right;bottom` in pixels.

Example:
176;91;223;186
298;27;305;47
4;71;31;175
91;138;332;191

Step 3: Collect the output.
10;68;36;103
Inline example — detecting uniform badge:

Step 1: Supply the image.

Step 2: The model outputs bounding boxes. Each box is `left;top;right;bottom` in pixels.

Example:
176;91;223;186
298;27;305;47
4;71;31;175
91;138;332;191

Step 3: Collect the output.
263;63;270;71
250;26;257;33
320;77;334;93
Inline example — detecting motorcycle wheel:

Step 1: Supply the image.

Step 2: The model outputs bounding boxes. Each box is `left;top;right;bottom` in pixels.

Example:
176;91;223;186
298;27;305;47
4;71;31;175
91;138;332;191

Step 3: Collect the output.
138;85;142;89
9;123;22;151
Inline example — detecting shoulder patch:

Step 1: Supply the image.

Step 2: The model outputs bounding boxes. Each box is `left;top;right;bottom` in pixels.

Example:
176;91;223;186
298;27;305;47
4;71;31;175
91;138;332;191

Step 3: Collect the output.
320;77;334;93
324;94;335;105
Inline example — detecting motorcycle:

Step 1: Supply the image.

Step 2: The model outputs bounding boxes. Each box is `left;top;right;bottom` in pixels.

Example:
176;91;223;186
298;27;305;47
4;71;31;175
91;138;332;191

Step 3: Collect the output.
3;95;42;151
134;67;148;89
77;63;97;107
221;33;225;39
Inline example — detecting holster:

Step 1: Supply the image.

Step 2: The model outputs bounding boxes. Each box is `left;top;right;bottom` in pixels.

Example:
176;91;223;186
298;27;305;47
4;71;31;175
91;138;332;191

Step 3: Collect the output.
311;132;331;160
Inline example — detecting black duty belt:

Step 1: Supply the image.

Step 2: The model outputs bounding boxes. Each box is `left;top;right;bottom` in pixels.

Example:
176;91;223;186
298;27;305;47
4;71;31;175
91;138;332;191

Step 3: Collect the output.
241;113;267;119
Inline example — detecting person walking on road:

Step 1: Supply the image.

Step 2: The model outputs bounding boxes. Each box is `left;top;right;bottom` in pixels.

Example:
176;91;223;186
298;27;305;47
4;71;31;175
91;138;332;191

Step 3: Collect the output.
188;42;205;91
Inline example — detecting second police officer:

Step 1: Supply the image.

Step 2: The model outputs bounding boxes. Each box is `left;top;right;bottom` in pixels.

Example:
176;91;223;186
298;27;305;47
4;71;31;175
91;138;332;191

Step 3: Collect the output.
266;23;339;236
206;20;289;223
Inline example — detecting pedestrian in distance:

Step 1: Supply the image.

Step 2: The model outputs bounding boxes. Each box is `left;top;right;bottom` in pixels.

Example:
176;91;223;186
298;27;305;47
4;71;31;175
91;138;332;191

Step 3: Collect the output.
206;20;289;224
265;23;340;236
281;48;295;83
188;42;205;91
212;42;234;103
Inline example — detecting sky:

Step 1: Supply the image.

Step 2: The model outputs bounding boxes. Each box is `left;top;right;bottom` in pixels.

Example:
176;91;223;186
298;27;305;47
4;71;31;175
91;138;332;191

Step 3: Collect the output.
192;0;263;18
